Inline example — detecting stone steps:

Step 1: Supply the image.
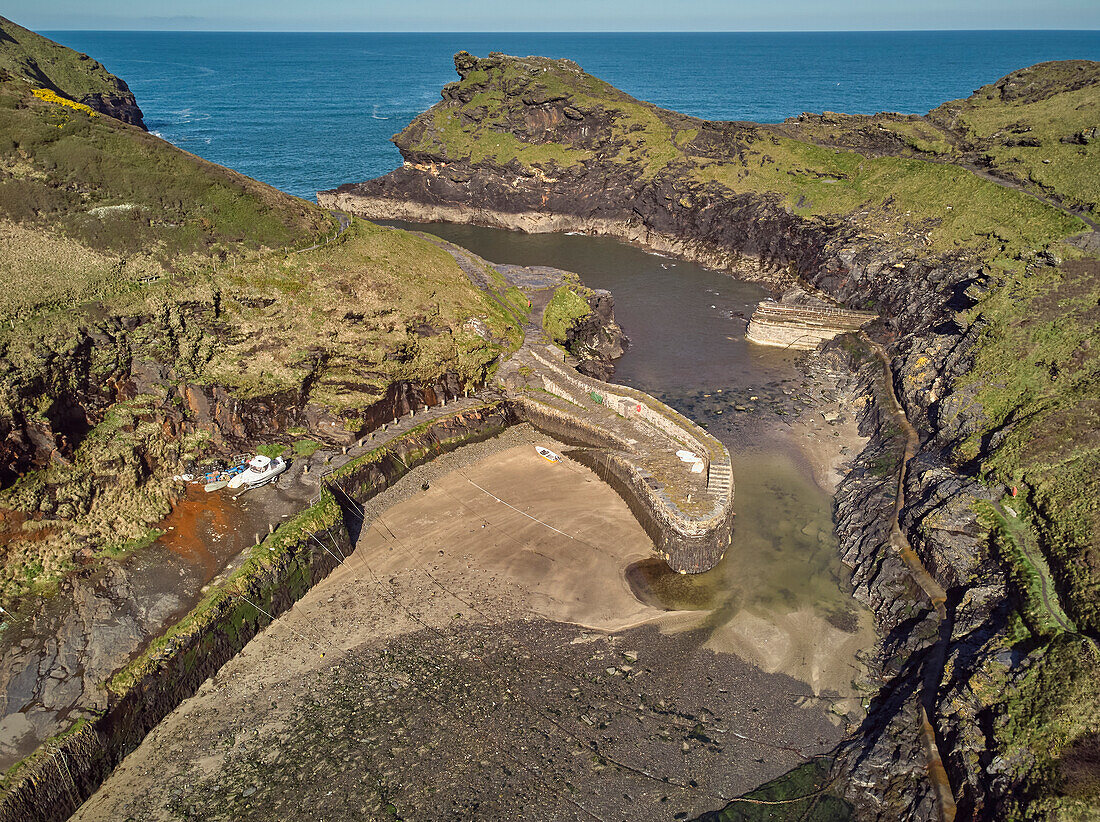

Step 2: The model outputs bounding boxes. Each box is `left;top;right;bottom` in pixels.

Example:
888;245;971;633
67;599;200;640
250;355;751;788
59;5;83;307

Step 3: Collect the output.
706;461;733;497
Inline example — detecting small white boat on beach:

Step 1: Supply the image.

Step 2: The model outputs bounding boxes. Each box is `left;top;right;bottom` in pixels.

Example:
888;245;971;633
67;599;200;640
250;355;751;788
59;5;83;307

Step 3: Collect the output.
535;446;562;464
227;455;288;490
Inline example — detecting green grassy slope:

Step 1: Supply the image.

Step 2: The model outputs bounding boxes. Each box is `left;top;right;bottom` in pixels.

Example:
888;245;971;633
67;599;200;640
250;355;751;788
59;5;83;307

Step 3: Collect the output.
775;61;1100;224
0;44;524;609
930;61;1100;222
958;257;1100;638
0;70;329;319
0;16;128;100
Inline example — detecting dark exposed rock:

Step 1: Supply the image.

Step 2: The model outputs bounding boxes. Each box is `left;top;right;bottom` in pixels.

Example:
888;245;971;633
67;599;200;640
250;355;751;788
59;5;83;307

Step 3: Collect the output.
1062;126;1099;145
327;161;837;288
568;289;627;381
79;88;146;129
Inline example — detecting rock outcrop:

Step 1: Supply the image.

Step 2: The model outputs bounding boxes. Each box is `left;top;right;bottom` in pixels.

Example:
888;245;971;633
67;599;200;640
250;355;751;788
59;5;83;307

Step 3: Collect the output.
0;15;146;129
746;287;876;349
566;289;626;380
77;88;145;129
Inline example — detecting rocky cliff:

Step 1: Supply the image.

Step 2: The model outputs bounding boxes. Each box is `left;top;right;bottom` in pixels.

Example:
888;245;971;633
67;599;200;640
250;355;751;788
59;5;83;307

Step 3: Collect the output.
0;16;145;128
322;52;1100;820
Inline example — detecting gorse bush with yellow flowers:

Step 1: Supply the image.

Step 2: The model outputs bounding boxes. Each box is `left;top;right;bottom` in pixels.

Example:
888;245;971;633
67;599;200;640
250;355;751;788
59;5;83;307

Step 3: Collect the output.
31;87;97;117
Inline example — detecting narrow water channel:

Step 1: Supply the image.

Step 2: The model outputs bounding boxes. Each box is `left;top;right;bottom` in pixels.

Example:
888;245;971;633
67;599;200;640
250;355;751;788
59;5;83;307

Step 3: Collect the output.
390;221;875;699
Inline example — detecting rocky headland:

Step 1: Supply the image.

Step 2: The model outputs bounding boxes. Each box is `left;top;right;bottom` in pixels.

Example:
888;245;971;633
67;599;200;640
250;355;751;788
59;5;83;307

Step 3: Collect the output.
322;53;1100;819
0;17;145;128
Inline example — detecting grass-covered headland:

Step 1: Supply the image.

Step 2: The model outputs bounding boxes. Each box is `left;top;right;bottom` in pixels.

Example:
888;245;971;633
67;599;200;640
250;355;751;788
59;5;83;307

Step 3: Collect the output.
0;22;526;611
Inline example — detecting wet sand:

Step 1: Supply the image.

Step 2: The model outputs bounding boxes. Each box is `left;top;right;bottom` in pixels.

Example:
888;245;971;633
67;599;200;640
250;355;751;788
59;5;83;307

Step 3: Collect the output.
350;444;659;631
73;428;858;822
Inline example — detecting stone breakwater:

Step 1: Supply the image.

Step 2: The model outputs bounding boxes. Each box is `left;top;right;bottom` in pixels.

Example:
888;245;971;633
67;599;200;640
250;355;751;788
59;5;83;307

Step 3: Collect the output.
746;288;877;350
505;344;734;574
417;232;735;575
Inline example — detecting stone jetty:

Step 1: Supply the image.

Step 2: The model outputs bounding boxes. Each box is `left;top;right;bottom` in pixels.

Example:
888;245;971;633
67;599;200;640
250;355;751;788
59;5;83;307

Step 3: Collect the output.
502;343;735;574
747;287;876;349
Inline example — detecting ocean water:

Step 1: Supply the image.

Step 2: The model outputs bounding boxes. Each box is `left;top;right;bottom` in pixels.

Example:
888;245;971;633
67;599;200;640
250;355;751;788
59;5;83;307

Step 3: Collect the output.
45;30;1100;199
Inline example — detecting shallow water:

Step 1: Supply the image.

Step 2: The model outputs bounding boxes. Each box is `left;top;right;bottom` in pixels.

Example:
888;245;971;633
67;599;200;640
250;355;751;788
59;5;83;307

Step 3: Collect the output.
386;221;799;391
389;221;872;686
628;456;857;627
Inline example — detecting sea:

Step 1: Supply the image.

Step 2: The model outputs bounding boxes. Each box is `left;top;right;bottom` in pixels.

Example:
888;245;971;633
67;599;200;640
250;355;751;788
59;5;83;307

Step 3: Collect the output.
43;30;1100;200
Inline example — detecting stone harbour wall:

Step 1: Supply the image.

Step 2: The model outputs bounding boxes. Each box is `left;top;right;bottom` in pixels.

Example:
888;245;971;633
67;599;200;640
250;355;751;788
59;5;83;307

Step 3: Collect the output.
512;396;733;572
0;402;517;822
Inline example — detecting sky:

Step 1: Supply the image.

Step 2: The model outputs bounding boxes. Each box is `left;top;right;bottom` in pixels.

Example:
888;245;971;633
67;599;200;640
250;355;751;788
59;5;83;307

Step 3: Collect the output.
8;0;1100;32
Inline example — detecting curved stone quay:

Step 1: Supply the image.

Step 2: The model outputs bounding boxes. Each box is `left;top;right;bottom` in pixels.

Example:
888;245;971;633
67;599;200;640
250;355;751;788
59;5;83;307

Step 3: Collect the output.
416;232;737;574
503;344;735;574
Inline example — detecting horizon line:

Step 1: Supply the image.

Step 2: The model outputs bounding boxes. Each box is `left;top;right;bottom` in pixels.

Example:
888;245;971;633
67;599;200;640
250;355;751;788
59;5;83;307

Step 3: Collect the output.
41;28;1100;34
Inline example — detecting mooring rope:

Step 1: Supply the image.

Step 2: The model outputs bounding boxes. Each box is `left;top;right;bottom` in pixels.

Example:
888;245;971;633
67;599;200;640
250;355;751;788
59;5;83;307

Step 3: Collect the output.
458;474;575;539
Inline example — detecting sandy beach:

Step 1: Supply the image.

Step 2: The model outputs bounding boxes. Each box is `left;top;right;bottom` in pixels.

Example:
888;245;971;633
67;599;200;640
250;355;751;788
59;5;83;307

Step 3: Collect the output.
72;424;866;821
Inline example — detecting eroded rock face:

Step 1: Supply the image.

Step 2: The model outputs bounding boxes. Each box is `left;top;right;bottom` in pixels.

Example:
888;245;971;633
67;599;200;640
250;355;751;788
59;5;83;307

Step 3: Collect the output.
325;165;836;289
79;89;146;129
569;290;627;381
0;564;181;764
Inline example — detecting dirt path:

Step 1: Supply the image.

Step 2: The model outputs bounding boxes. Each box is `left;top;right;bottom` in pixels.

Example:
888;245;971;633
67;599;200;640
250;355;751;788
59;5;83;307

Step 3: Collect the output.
960;162;1099;233
991;501;1093;652
294;208;351;253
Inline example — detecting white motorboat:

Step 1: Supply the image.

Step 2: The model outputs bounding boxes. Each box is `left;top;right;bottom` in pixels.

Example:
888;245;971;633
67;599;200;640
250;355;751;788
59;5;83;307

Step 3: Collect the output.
535;446;562;463
227;454;288;490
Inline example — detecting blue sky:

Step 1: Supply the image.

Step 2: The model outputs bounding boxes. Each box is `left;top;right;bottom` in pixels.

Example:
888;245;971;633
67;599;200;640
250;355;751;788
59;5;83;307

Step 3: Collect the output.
9;0;1100;32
